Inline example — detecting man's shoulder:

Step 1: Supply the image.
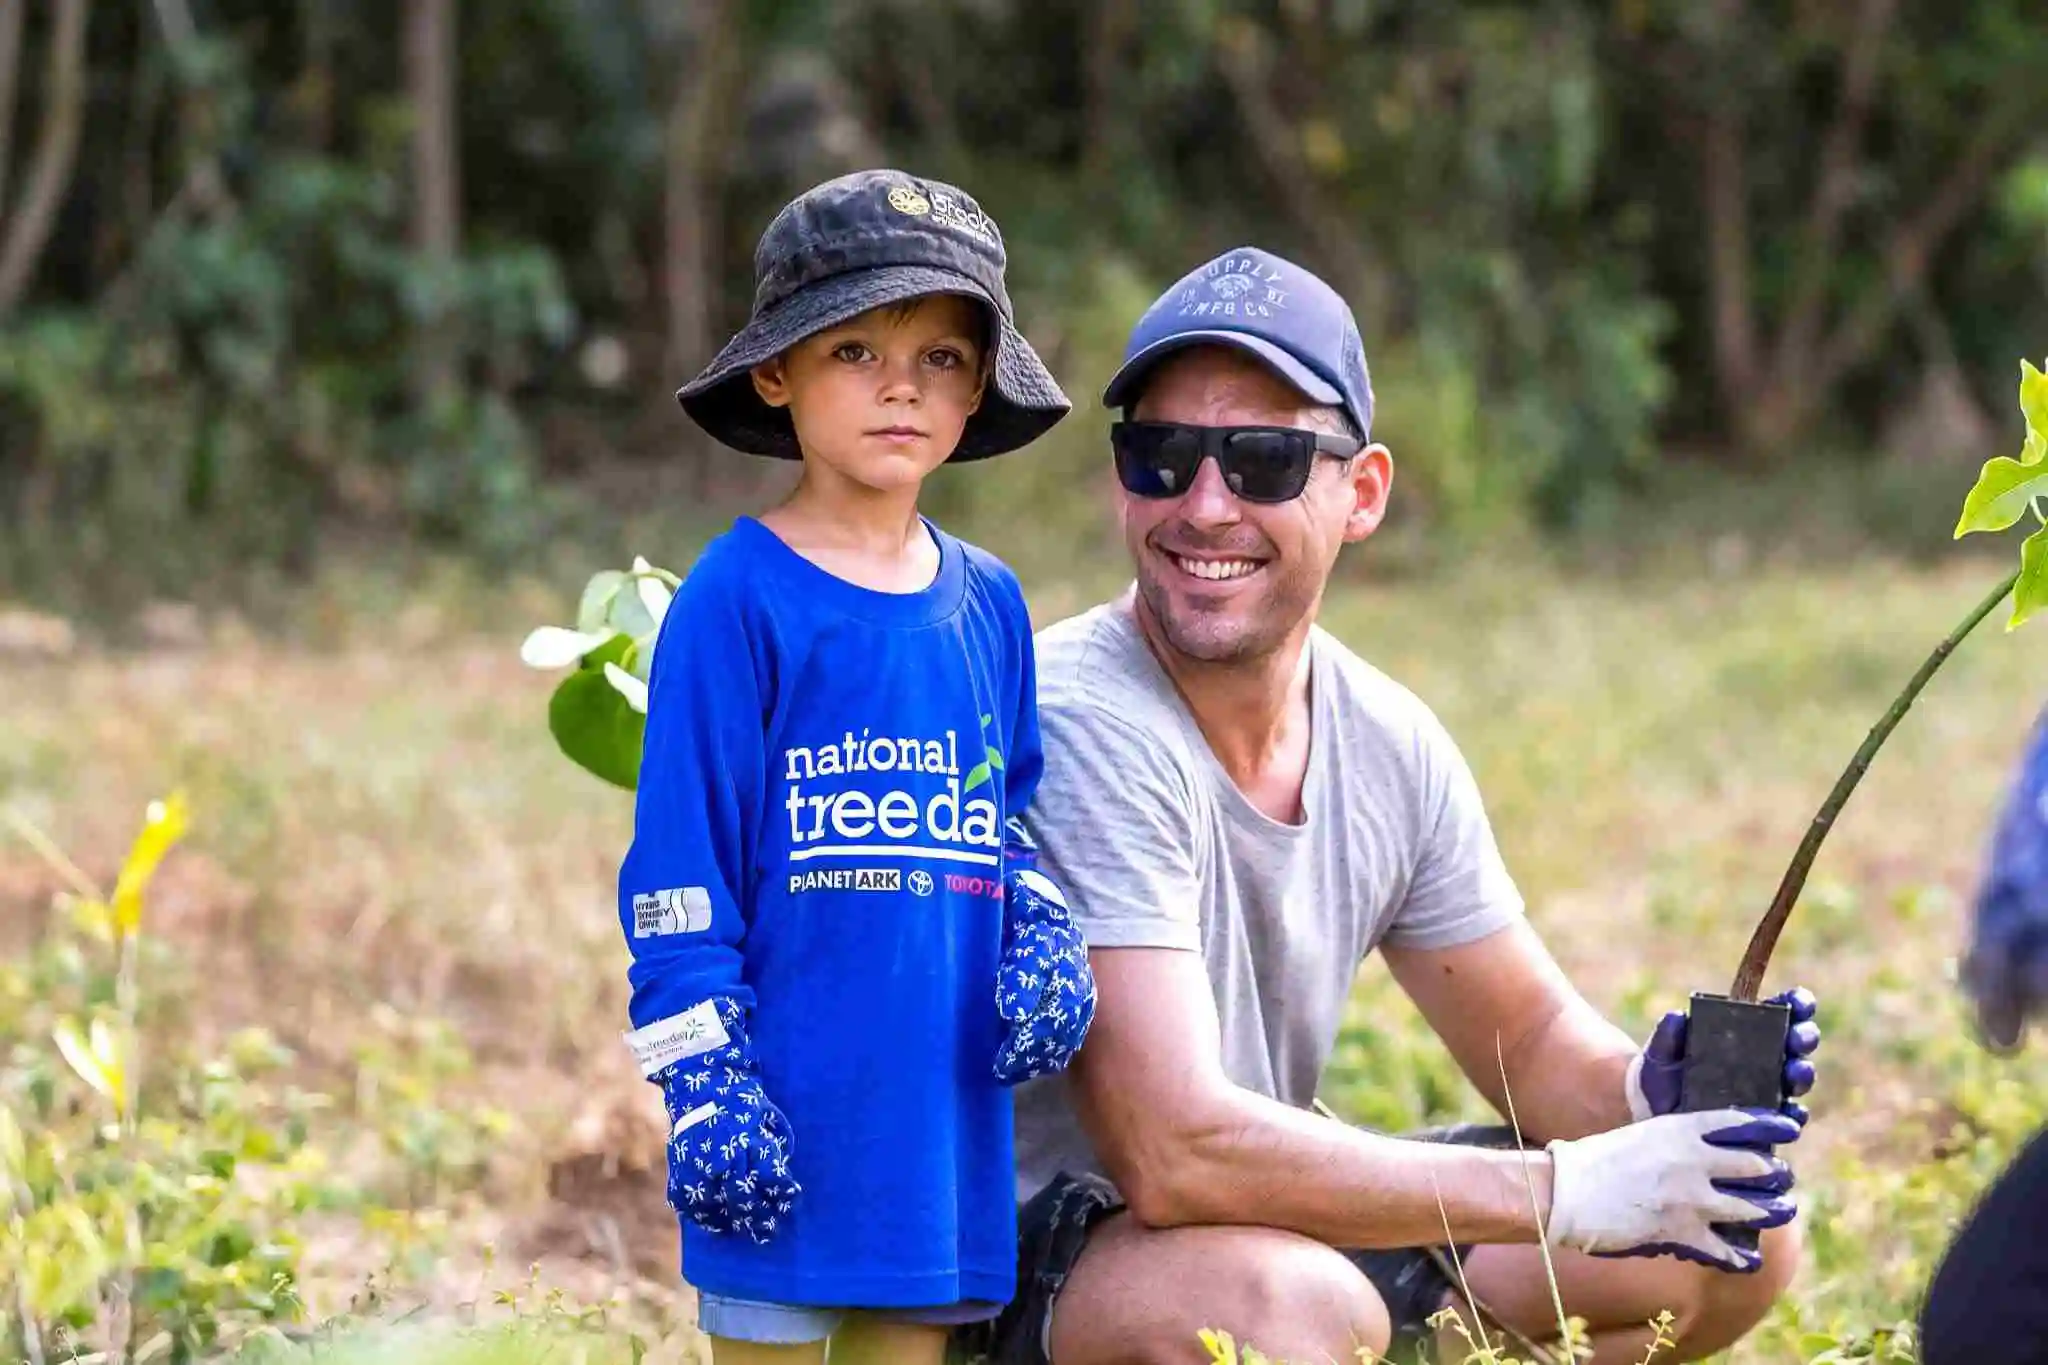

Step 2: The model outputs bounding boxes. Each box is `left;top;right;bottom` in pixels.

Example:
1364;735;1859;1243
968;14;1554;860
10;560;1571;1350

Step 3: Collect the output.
1309;625;1457;762
1033;596;1195;741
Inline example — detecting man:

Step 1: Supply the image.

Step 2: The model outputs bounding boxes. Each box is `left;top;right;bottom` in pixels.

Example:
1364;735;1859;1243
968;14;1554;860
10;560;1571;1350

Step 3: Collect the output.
960;247;1821;1365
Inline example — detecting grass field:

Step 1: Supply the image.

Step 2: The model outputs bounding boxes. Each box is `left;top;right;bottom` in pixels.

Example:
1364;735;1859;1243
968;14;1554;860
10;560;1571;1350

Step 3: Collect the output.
7;544;2048;1363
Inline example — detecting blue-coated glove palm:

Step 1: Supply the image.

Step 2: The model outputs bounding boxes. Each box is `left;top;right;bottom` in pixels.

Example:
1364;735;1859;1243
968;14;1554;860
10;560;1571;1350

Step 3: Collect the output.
1962;707;2048;1052
653;997;801;1245
993;821;1096;1085
1631;987;1821;1129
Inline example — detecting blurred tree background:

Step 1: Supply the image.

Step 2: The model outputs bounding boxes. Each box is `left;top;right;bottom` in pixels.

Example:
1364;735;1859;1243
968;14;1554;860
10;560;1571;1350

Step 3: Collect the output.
4;0;2048;609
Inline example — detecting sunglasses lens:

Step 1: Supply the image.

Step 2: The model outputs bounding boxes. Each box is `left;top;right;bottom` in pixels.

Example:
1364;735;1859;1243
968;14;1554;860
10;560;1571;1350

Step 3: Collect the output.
1115;425;1202;498
1219;430;1312;502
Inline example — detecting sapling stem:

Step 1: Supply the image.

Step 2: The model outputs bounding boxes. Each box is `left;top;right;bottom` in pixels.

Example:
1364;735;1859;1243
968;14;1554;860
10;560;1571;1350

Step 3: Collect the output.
1731;567;2023;1000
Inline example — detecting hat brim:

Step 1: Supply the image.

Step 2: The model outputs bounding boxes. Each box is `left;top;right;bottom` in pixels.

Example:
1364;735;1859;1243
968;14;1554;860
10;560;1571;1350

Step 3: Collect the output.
1100;331;1342;412
676;264;1070;462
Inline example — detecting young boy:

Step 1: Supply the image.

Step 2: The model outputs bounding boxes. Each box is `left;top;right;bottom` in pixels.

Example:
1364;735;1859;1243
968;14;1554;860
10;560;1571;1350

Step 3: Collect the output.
615;170;1096;1364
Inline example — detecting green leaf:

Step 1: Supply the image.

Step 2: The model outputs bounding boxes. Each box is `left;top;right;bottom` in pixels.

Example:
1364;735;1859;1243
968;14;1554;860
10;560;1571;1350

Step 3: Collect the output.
2009;523;2048;631
632;555;674;627
576;571;628;635
547;633;645;790
1953;455;2048;537
962;760;992;793
985;745;1005;772
519;625;614;669
2022;359;2048;453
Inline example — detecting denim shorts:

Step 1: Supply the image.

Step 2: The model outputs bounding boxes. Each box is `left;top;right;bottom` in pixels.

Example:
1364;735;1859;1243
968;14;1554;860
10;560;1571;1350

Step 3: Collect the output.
698;1291;1004;1345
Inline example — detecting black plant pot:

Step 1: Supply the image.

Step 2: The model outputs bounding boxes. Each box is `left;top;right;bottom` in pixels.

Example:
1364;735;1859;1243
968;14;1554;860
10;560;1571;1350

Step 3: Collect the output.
1677;992;1792;1257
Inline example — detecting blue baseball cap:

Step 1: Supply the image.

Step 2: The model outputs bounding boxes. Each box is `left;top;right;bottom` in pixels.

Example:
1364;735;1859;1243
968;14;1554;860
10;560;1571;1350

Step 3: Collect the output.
1102;246;1375;439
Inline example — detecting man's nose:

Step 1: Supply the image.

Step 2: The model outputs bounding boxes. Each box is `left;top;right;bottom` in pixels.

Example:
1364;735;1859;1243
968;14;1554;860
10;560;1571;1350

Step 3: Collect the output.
1176;452;1244;527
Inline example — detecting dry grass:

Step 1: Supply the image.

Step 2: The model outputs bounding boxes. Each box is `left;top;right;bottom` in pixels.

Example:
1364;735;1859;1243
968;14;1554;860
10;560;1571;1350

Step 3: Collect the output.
6;545;2048;1361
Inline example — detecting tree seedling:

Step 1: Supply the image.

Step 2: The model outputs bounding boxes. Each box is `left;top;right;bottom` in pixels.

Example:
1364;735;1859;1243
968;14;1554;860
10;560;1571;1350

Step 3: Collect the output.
1679;360;2048;1253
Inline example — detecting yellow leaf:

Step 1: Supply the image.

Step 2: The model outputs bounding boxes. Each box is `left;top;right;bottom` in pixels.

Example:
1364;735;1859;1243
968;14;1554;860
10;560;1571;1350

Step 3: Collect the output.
52;1019;113;1101
2022;359;2048;459
2009;523;2048;631
90;1018;128;1117
112;791;190;936
0;1103;24;1181
65;894;115;943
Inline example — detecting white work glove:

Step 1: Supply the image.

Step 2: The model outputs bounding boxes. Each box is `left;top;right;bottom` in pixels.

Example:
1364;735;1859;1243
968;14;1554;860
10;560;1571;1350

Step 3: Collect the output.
1545;1108;1801;1273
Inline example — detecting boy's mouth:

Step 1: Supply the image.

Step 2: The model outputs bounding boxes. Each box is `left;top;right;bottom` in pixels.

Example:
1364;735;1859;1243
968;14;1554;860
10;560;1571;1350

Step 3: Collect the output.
868;425;929;441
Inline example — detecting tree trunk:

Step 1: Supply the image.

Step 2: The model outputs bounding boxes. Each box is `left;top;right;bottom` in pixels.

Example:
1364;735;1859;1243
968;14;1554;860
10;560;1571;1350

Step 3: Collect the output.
406;0;460;405
1772;0;1898;392
1213;22;1385;335
664;0;740;384
1081;0;1136;199
0;0;90;321
0;0;25;209
1701;95;1760;437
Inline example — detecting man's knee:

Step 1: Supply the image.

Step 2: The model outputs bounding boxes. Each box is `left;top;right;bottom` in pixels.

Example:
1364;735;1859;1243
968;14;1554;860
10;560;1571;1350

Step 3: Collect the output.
1050;1219;1390;1365
1669;1222;1803;1359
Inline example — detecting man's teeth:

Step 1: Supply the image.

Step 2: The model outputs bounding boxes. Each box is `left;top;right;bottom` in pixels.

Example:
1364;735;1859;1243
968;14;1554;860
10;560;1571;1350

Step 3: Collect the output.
1173;554;1260;581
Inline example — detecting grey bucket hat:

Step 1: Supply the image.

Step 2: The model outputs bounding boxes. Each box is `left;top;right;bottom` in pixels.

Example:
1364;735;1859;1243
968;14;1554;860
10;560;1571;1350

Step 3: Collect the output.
675;169;1071;461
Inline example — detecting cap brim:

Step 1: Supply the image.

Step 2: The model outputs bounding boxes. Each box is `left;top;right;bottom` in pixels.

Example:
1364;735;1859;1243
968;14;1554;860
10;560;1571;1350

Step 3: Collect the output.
677;264;1070;461
1100;331;1342;411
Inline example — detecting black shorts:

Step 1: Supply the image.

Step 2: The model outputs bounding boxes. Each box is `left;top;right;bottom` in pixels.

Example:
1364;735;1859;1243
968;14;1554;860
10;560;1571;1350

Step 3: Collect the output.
948;1122;1522;1365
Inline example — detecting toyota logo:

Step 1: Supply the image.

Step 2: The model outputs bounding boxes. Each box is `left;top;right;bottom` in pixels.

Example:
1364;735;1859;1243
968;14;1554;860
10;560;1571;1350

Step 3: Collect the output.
908;870;934;897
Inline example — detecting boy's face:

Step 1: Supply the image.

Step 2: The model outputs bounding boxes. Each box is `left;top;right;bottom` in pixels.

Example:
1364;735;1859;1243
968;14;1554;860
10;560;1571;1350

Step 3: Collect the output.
750;295;987;494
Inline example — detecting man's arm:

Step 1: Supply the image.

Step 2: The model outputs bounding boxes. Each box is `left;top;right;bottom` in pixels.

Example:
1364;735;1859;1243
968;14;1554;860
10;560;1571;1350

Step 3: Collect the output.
1068;944;1556;1248
1383;921;1640;1144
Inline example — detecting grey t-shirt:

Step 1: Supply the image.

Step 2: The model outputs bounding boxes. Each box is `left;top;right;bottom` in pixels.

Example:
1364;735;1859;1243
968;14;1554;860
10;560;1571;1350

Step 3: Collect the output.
1011;592;1526;1200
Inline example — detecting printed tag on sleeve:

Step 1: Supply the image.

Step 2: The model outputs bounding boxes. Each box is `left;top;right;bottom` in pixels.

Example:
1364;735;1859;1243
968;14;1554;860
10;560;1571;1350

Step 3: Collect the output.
624;999;730;1077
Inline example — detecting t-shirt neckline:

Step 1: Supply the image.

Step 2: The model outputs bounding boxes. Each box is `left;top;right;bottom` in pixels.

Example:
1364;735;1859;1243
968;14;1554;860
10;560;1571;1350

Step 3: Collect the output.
1111;588;1325;836
736;514;966;627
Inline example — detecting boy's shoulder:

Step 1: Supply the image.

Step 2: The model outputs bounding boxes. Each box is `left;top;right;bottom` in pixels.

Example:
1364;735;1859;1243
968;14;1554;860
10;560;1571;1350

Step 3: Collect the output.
933;524;1028;611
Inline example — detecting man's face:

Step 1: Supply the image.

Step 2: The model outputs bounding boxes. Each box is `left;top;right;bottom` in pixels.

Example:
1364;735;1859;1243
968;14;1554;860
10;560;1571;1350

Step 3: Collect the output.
1120;347;1392;664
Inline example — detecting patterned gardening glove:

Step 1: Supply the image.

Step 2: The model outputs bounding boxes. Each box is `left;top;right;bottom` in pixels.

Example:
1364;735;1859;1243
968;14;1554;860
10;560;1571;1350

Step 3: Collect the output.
992;818;1097;1086
1961;705;2048;1052
639;996;801;1245
1627;987;1821;1130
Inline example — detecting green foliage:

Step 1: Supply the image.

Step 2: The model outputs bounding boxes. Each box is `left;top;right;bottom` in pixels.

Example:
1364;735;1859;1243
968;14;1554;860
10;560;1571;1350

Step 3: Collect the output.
522;558;679;790
1954;360;2048;628
0;799;330;1363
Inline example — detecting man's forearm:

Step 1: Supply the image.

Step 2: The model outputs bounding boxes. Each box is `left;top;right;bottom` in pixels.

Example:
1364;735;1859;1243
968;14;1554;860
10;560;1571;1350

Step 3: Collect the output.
1131;1085;1554;1249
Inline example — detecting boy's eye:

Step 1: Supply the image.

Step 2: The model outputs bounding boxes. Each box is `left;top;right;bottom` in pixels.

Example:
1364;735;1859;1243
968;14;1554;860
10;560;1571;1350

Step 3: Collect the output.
831;342;873;363
926;348;966;370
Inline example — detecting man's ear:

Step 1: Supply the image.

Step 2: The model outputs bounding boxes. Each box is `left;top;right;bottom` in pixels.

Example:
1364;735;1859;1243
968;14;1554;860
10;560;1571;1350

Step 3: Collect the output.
1342;443;1394;543
751;356;792;408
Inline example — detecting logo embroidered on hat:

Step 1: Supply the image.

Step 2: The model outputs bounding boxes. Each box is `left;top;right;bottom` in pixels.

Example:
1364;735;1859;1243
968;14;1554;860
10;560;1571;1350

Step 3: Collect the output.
887;185;932;216
1175;255;1292;320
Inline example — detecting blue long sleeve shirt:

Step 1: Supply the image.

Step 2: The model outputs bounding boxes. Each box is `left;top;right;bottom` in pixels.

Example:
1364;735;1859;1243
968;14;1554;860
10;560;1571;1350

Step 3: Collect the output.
616;515;1041;1308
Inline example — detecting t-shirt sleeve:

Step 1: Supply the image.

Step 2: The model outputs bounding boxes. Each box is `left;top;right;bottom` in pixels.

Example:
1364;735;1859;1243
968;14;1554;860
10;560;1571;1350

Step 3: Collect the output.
1022;701;1205;951
1381;706;1526;951
1001;573;1044;827
615;565;767;1037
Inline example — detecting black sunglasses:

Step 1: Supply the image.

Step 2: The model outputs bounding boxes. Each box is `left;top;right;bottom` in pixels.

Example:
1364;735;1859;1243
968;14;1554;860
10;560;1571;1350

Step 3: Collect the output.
1110;421;1361;504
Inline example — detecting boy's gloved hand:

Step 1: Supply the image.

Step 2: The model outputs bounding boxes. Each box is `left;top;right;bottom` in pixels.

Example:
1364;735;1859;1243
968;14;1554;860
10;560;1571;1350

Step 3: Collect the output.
1626;987;1821;1128
629;996;800;1244
993;819;1097;1085
1545;1109;1802;1274
1962;707;2048;1052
